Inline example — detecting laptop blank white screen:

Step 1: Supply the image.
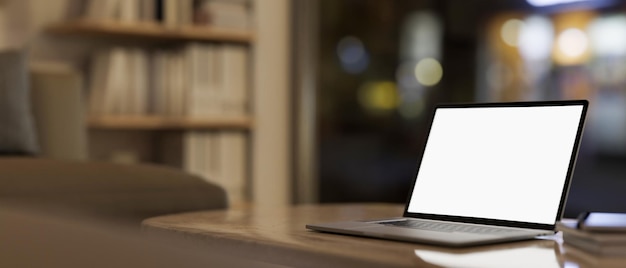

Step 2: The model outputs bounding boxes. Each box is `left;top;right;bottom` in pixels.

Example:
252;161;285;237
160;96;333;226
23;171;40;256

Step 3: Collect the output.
407;105;584;225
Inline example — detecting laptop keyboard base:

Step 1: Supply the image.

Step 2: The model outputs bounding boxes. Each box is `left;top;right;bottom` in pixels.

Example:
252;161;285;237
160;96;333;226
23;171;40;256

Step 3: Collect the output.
378;219;519;234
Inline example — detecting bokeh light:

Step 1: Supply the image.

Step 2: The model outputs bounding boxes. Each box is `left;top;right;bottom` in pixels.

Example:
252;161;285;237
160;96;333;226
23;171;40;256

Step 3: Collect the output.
557;28;589;58
552;11;595;65
518;16;554;61
396;61;421;89
414;58;443;87
357;81;399;115
336;36;369;74
501;19;525;47
400;11;443;60
588;15;626;56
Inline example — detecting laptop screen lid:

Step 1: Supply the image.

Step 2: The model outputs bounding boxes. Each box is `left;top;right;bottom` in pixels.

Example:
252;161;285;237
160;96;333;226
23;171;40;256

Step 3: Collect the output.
404;100;588;230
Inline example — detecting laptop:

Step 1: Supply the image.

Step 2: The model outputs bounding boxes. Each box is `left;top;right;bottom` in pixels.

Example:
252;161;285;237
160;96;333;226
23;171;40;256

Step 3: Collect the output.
306;100;588;247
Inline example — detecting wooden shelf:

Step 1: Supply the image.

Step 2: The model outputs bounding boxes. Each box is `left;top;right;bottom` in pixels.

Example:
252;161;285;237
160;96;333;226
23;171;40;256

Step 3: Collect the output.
46;19;254;44
88;116;253;130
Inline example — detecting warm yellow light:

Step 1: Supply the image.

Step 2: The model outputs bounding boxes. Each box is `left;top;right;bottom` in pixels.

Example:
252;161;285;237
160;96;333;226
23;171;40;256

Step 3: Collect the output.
414;58;443;87
500;19;524;47
551;11;595;66
358;82;399;114
557;28;588;58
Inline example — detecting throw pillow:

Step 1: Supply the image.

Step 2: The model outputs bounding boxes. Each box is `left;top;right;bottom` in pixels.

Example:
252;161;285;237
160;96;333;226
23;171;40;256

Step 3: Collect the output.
0;49;39;155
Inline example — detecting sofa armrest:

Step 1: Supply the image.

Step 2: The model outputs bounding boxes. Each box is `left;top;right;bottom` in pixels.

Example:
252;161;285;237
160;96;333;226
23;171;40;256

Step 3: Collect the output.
0;157;228;224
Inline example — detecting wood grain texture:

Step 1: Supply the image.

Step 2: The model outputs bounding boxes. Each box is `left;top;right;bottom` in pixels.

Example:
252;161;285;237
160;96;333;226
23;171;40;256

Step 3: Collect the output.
87;116;253;130
46;20;254;44
140;203;602;268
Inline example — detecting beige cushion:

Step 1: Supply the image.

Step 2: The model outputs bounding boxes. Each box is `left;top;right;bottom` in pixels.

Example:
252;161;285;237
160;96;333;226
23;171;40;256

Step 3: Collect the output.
0;157;228;223
29;67;87;160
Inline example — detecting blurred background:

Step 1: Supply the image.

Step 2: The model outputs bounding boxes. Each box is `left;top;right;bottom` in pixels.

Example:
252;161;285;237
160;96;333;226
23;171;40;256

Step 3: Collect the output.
313;0;626;218
1;0;625;217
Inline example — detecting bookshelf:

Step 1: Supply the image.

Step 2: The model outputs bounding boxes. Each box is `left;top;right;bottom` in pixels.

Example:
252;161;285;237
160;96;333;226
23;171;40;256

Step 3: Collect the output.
30;0;292;207
46;21;255;132
40;0;258;206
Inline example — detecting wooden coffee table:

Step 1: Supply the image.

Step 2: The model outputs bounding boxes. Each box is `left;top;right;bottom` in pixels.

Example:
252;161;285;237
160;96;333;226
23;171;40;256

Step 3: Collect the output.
142;203;621;267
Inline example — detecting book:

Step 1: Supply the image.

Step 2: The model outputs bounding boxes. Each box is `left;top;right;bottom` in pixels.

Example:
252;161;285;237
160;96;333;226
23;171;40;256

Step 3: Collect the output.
557;220;626;256
184;43;212;118
88;47;149;116
163;0;179;28
65;0;88;19
85;0;123;21
166;51;185;116
563;242;626;268
77;0;252;29
178;0;194;27
120;0;140;23
179;131;221;191
87;50;110;116
139;0;156;23
183;131;201;176
104;47;129;115
220;45;248;116
578;212;626;232
207;45;222;116
129;48;149;115
87;43;249;119
197;0;250;30
152;50;168;115
216;131;247;205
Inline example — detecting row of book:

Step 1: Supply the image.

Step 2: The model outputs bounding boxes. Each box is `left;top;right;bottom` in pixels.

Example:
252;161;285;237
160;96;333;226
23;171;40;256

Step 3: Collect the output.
87;43;249;118
156;130;247;205
558;217;626;257
93;129;249;205
183;131;247;205
69;0;251;29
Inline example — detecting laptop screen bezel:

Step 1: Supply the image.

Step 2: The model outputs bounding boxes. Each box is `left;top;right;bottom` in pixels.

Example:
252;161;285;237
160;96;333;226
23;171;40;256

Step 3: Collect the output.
402;100;589;231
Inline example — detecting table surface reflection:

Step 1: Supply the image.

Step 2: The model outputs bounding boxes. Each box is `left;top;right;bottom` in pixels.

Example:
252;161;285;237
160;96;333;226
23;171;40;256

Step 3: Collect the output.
142;203;623;268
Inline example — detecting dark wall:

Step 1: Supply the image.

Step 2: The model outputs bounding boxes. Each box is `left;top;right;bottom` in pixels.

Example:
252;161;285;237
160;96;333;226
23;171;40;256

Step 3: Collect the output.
317;0;626;218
